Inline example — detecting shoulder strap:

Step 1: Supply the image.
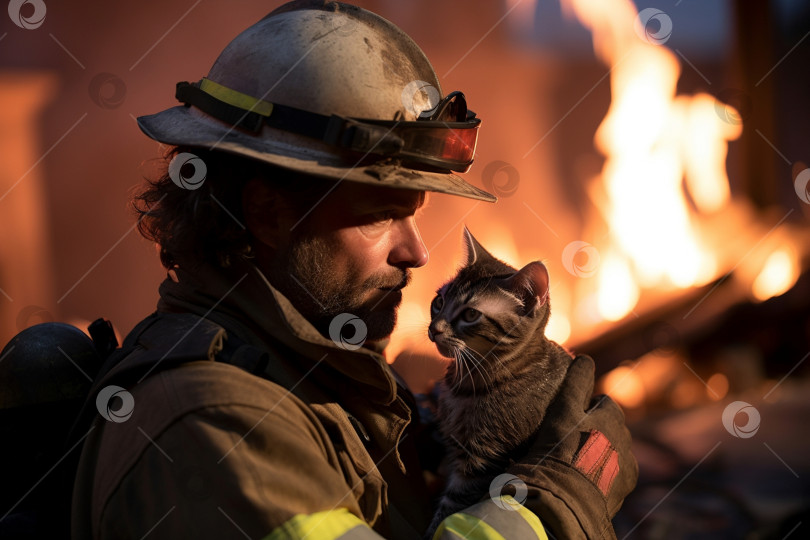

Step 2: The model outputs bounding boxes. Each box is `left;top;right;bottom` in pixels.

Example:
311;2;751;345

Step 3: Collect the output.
60;312;270;537
93;311;270;390
67;312;268;453
57;312;252;536
95;312;225;387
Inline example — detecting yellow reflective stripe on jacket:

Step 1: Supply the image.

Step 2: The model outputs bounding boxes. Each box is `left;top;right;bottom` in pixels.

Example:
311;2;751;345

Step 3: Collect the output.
432;496;548;540
262;508;381;540
513;501;546;538
433;513;506;540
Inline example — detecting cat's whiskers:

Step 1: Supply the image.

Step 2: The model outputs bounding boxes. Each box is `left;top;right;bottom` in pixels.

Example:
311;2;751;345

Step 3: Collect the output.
473;347;518;385
460;349;478;396
460;347;494;394
449;345;491;396
449;347;468;393
455;347;475;394
451;344;479;395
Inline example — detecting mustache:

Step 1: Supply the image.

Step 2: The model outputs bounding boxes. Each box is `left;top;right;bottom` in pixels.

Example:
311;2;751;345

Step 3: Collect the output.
367;269;411;290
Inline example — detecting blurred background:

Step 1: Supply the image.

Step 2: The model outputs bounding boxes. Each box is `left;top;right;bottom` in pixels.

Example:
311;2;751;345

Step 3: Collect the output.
2;0;809;537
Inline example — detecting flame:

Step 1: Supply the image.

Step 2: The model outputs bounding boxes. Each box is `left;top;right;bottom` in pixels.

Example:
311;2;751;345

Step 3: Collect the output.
596;251;639;320
546;312;571;343
564;0;743;322
682;94;741;213
598;352;736;410
602;364;645;408
752;246;800;302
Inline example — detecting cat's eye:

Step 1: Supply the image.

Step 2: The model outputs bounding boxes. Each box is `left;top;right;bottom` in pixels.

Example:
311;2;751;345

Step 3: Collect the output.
461;308;481;323
431;295;444;313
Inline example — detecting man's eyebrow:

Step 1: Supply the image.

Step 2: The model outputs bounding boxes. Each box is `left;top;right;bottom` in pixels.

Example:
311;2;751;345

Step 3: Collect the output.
352;194;426;213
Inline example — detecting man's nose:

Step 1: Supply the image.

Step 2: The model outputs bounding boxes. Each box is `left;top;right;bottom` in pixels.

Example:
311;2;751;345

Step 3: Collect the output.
389;217;429;268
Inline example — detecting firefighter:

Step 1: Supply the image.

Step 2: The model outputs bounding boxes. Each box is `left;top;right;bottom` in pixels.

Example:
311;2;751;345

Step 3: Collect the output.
71;1;637;538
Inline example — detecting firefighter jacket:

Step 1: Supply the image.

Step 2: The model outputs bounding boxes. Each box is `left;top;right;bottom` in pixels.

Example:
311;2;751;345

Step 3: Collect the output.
71;259;549;539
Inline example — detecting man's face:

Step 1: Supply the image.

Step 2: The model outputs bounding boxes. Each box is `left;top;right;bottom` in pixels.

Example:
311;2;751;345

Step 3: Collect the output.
265;182;428;343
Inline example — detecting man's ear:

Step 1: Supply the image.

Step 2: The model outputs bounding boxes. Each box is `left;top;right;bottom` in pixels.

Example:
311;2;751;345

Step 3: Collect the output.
242;178;289;250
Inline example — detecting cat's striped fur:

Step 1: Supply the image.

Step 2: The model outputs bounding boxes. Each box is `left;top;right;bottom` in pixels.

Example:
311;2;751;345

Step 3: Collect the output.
425;228;573;537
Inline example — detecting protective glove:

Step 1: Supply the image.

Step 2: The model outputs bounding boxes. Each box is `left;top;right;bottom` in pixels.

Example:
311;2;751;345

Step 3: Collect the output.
507;354;638;539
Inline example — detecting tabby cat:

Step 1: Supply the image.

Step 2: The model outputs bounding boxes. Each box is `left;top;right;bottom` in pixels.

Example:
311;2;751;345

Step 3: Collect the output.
425;228;574;536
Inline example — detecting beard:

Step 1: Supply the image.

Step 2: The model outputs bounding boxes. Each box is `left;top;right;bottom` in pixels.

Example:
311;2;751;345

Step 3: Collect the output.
266;232;410;344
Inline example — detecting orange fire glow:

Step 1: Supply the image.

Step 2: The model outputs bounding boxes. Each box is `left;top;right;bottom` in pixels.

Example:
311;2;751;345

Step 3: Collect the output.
752;246;800;302
602;364;645;408
563;0;748;327
565;0;806;410
388;1;802;392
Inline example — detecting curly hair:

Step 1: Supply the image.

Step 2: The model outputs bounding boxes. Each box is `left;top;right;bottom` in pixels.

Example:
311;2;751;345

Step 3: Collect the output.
133;146;324;269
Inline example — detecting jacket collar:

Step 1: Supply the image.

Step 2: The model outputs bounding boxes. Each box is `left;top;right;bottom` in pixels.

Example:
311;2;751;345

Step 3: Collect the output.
156;257;399;404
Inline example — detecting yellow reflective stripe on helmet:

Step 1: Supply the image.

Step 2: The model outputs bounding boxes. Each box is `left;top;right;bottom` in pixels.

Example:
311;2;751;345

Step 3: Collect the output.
262;508;377;540
432;496;548;540
199;77;274;117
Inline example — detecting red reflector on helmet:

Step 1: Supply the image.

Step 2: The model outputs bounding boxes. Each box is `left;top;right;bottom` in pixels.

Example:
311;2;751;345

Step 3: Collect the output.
385;120;479;172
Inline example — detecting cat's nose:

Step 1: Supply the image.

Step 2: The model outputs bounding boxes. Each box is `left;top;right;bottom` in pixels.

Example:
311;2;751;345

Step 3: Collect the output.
428;323;443;342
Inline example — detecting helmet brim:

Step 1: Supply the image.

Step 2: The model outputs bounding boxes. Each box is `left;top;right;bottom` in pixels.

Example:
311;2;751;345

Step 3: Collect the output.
137;106;497;203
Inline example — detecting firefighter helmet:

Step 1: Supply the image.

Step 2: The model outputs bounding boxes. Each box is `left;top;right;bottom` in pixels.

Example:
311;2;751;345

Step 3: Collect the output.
136;0;496;202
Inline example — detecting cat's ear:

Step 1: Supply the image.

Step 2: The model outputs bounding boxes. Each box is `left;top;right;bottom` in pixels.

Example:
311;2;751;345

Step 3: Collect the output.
462;226;495;267
504;261;549;311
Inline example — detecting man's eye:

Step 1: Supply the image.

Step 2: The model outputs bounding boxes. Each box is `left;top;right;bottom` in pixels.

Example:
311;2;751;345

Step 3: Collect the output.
357;211;396;237
371;211;394;223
